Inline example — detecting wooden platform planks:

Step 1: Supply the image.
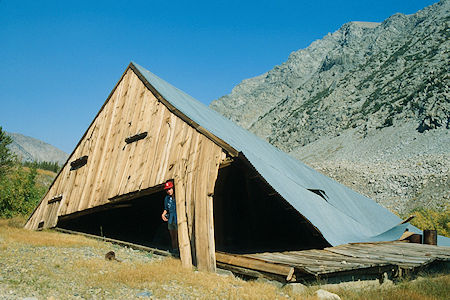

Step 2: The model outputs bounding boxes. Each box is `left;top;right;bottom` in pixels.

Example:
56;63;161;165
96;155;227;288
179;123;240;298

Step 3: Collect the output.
216;241;450;282
326;243;430;267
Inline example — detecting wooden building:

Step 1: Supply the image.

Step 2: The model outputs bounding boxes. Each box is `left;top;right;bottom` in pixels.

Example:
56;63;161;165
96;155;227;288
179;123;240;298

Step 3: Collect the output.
25;62;449;273
25;63;231;271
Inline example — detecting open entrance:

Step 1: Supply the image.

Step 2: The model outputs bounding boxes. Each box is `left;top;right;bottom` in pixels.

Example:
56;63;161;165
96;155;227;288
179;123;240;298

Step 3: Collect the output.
213;156;330;254
57;187;172;251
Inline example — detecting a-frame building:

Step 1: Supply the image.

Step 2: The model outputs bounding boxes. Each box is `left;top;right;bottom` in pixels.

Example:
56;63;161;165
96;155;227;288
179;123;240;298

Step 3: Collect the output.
26;62;445;272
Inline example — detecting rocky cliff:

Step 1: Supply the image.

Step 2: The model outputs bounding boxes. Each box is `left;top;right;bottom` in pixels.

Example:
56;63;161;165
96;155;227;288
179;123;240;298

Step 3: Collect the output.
211;0;449;213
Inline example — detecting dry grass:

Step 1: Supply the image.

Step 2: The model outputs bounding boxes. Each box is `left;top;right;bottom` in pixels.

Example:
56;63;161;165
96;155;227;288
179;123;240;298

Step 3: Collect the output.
74;258;289;299
0;217;101;248
20;167;57;177
0;218;448;299
326;274;450;300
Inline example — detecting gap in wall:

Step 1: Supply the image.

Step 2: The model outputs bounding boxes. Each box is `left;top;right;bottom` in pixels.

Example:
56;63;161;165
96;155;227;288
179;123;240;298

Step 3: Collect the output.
57;190;172;251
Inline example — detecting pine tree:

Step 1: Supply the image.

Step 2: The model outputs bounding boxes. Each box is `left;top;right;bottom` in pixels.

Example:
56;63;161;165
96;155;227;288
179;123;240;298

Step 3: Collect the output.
0;127;15;178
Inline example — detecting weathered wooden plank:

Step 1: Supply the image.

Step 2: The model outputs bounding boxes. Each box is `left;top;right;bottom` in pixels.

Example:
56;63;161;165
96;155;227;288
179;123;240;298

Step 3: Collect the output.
216;263;285;282
118;82;150;195
284;250;388;266
71;137;94;211
87;69;131;208
140;101;166;187
100;70;135;201
154;114;178;184
186;133;200;245
245;252;332;270
216;252;295;279
387;242;450;256
336;243;434;263
124;92;154;193
64;134;91;215
165;121;189;180
175;126;196;264
111;73;142;198
325;247;428;265
174;159;193;269
349;243;449;259
270;253;369;269
204;142;222;272
147;110;172;187
247;252;371;274
194;135;208;271
76;124;102;211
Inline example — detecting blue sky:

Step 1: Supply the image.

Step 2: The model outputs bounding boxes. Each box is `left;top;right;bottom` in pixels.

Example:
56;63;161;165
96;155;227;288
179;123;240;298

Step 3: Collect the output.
0;0;439;153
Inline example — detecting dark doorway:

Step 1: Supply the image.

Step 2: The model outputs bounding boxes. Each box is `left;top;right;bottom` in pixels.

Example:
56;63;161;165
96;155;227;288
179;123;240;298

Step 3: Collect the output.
57;189;172;250
213;156;330;253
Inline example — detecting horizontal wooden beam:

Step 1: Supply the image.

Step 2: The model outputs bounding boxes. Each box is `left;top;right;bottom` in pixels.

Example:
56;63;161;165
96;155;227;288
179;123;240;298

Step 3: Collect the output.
53;228;170;256
108;184;165;202
216;262;286;282
48;195;63;204
70;155;88;171
58;185;166;222
125;132;148;144
219;157;234;169
215;252;295;281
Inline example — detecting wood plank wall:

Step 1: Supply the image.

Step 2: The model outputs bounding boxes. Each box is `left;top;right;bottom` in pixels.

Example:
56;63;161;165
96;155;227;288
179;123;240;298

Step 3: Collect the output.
25;68;225;272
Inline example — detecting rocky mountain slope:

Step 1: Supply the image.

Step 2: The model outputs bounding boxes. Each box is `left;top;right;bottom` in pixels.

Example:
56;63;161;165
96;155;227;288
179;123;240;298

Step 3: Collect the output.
7;132;68;166
211;0;449;214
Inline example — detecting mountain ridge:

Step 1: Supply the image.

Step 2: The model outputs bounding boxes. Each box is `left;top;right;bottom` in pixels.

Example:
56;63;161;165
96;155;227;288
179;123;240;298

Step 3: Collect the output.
210;0;449;213
6;132;69;166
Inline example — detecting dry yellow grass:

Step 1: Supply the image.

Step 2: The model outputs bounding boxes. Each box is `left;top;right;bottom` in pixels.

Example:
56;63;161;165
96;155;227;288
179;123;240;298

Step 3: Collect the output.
0;217;100;248
20;166;56;177
74;258;290;299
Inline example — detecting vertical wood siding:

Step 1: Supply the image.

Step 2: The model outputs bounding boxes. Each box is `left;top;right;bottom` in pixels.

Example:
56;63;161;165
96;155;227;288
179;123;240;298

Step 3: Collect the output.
25;68;224;271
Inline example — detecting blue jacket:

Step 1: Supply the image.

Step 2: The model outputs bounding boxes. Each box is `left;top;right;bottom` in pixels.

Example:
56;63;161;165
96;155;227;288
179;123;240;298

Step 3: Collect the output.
164;195;177;225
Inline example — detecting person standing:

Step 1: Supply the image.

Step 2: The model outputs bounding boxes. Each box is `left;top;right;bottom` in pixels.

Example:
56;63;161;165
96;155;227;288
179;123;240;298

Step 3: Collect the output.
161;180;178;255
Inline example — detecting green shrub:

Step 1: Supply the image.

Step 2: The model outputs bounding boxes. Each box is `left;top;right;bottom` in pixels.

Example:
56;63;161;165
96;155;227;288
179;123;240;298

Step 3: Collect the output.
0;166;46;218
0;126;46;218
404;207;450;237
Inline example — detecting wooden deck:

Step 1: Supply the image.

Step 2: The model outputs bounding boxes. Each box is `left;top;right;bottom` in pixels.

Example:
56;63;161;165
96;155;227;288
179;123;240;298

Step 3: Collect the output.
216;241;450;282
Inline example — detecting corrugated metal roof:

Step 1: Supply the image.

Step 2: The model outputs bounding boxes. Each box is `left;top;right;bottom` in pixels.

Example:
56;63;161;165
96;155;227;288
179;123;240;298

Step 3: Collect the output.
132;62;450;247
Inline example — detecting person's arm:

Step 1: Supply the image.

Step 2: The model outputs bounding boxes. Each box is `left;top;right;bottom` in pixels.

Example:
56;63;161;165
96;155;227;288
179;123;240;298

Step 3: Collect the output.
162;196;169;221
161;209;168;221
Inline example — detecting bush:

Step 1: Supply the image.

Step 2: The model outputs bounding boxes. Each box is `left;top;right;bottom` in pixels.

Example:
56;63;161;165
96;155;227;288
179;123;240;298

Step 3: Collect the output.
0;127;14;177
0;166;46;218
0;126;47;218
405;207;450;237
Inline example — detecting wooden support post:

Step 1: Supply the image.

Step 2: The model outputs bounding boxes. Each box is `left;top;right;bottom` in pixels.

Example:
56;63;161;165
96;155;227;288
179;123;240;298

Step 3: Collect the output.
174;165;193;269
194;139;222;272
